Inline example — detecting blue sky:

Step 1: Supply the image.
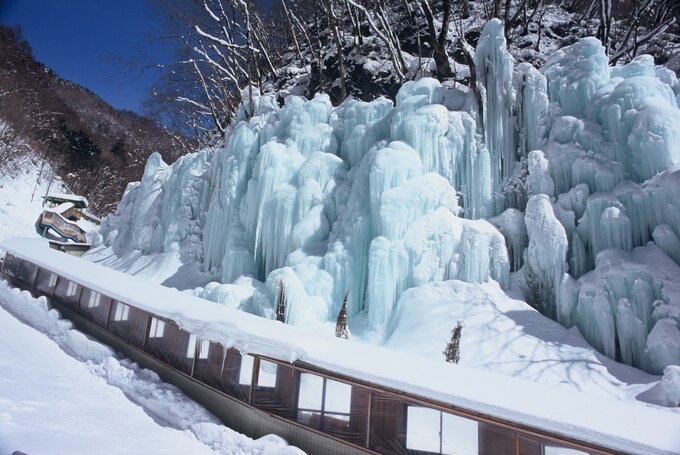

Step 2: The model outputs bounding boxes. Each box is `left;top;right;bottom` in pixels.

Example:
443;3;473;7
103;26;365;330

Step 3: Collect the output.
0;0;176;114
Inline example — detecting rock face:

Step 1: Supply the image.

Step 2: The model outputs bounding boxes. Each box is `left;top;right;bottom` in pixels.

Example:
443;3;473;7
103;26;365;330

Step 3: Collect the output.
99;20;680;375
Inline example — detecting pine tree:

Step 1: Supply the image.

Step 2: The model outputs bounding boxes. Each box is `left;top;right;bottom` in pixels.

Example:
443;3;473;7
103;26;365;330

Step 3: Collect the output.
335;292;350;339
444;320;464;364
276;284;286;323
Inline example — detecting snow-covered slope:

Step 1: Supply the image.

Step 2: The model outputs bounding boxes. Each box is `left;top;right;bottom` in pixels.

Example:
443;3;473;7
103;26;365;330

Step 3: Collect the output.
0;159;304;454
91;20;680;403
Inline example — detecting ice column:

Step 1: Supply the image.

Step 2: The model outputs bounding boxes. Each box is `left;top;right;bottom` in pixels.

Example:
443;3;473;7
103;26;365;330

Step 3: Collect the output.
474;19;517;190
522;194;568;319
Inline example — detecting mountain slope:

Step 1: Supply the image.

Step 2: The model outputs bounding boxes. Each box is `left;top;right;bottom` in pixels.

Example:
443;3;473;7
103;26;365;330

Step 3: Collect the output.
0;25;181;214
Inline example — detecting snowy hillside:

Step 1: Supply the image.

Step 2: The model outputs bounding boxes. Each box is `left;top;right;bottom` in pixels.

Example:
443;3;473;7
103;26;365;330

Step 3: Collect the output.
0;156;304;454
90;20;680;408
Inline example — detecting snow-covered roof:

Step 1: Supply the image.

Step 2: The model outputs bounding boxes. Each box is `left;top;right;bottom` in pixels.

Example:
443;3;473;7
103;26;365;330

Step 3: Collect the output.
44;202;74;214
44;193;89;208
2;237;679;455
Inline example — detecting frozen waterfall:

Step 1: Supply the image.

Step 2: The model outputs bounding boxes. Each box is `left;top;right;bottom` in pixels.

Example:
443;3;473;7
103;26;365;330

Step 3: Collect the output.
98;19;680;375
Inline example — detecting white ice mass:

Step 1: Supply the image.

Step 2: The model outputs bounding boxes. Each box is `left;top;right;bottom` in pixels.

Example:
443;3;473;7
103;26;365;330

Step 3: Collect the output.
93;19;680;378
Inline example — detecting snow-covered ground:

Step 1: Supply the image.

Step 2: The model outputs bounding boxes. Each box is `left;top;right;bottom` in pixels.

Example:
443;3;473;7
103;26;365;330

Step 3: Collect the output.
0;161;303;455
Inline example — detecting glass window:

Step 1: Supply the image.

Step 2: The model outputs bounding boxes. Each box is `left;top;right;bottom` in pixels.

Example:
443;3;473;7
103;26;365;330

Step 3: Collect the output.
142;319;194;375
297;373;352;432
1;254;22;277
54;279;81;310
107;302;148;348
87;292;102;308
198;339;210;359
257;360;278;387
149;318;165;338
113;302;130;321
544;447;589;454
187;334;197;358
192;345;249;401
186;337;210;360
17;260;38;286
77;288;112;327
35;269;59;294
406;406;479;455
239;355;256;385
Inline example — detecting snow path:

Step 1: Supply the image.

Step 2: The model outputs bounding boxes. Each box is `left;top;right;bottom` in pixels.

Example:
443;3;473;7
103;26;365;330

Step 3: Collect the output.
0;279;303;455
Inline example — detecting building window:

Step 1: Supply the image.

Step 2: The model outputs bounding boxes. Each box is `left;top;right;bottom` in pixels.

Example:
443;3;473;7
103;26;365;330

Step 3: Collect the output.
47;273;58;288
544;447;588;454
406;406;478;455
239;354;255;385
87;292;102;308
297;373;351;428
198;340;210;359
113;302;130;321
66;281;79;297
149;317;165;338
186;335;212;359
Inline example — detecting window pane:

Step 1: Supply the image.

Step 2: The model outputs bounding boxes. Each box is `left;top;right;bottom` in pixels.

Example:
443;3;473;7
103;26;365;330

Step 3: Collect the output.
442;412;478;455
369;393;407;453
297;410;321;430
187;334;197;359
77;289;112;327
239;355;255;385
252;362;297;419
113;302;129;321
479;424;515;455
1;254;22;277
406;406;441;453
298;373;323;410
257;360;278;388
325;378;351;414
142;320;194;375
198;340;210;359
107;303;148;348
36;269;58;295
544;446;589;455
17;260;37;285
54;279;81;310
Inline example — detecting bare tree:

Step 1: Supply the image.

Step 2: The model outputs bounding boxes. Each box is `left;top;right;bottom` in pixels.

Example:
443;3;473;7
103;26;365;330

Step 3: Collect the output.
320;0;348;100
419;0;454;81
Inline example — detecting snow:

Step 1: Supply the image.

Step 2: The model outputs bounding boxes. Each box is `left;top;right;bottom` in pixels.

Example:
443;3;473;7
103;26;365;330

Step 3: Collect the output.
0;163;304;454
0;280;303;455
3;237;680;454
44;192;89;208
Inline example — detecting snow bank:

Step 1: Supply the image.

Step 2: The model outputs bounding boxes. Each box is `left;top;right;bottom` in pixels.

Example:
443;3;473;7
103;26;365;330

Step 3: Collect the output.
0;278;303;455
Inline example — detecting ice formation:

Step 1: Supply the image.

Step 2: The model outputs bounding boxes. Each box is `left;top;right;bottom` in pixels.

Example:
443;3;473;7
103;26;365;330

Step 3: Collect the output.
98;19;680;375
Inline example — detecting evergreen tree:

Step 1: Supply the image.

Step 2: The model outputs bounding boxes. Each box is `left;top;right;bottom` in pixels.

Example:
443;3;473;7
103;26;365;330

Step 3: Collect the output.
335;293;350;339
276;284;286;323
444;320;464;364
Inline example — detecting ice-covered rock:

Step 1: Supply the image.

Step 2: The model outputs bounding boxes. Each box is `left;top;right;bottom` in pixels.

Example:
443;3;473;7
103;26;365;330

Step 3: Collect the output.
660;365;680;407
522;195;568;319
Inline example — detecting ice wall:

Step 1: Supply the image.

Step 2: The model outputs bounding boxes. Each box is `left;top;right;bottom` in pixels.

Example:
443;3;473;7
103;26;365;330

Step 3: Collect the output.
536;36;680;374
100;76;511;338
98;20;680;375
